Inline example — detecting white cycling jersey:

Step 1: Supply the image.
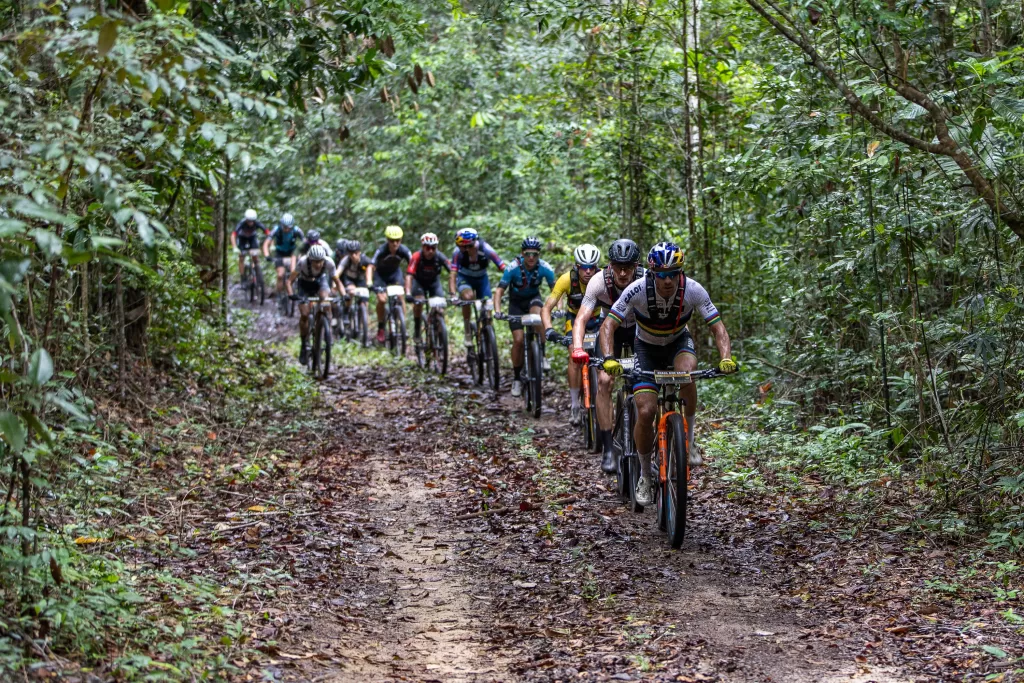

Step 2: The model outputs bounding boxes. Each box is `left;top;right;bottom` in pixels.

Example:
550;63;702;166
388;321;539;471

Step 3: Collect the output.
581;265;646;327
608;274;721;346
296;255;336;282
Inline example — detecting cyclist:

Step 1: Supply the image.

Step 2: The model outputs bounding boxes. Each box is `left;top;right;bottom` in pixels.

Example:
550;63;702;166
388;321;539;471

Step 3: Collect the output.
541;244;601;426
571;239;645;473
366;225;413;345
300;230;325;256
231;209;268;283
286;244;343;364
333;238;351;265
449;227;506;347
494;237;555;398
596;242;736;505
262;214;305;298
337;241;371;295
406;233;452;343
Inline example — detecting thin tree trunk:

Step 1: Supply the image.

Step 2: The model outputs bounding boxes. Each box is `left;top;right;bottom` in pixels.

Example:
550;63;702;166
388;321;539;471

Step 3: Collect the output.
680;0;697;245
221;155;231;323
115;265;126;399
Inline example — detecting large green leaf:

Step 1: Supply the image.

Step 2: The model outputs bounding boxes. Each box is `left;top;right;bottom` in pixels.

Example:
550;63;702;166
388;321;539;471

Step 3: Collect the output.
0;411;27;453
28;349;53;387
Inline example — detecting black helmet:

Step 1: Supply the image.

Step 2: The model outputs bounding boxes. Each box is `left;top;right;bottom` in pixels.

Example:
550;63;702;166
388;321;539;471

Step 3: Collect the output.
608;238;640;264
348;240;361;252
307;230;322;243
335;238;347;252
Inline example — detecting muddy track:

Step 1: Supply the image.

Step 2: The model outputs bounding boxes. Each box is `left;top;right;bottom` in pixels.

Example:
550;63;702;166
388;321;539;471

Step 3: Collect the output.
237;293;914;682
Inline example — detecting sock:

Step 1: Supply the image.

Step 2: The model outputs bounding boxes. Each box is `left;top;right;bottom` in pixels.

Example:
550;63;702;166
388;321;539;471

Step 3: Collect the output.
599;429;612;451
514;366;523;380
570;389;581;410
378;322;385;331
638;449;654;480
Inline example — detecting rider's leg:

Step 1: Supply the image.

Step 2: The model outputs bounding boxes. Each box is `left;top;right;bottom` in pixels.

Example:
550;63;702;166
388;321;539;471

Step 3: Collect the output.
459;285;475;343
568;358;582;409
276;265;286;292
299;303;311;339
413;302;424;339
510;328;525;379
633;390;658;476
238;253;247;282
675;347;699;463
375;291;387;330
596;371;614;429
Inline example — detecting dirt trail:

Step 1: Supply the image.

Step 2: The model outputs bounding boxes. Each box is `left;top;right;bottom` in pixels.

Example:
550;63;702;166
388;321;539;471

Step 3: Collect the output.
238;294;917;682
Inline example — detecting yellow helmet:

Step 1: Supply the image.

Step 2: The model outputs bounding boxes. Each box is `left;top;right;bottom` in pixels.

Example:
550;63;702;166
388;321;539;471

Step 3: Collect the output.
384;225;404;240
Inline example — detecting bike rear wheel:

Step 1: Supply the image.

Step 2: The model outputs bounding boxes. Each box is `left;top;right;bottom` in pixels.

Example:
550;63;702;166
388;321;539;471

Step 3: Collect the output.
246;266;255;302
584;366;599;451
311;314;324;377
415;314;427;368
433;315;448;376
527;336;542;418
482;324;499;393
618;394;644;513
255;262;265;305
660;413;688;548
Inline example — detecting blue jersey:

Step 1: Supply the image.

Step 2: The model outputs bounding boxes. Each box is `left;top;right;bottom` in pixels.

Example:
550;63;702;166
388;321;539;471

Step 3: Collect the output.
499;259;555;299
268;225;304;255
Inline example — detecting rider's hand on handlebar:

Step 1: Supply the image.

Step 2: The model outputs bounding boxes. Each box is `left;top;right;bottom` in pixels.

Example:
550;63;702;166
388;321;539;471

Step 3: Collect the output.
571;349;590;366
373;285;385;294
718;357;738;374
601;358;623;376
545;328;560;343
494;311;506;320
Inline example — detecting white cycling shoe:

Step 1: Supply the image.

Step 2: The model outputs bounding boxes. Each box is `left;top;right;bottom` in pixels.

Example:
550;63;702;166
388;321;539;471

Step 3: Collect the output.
634;475;654;506
511;379;523;397
688;442;702;466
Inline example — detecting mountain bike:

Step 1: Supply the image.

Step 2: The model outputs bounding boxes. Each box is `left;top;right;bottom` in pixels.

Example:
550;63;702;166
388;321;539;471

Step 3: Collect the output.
501;312;544;418
292;295;338;380
414;295;449;375
616;365;724;548
452;298;499;391
383;285;407;356
242;249;265;305
344;287;370;347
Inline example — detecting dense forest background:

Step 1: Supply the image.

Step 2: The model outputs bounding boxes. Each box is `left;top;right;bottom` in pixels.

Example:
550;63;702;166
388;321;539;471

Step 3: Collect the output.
2;0;1023;677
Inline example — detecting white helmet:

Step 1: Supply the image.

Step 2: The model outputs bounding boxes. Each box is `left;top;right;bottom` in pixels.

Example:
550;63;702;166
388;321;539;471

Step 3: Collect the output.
574;243;601;267
281;213;294;227
244;209;258;221
308;244;330;261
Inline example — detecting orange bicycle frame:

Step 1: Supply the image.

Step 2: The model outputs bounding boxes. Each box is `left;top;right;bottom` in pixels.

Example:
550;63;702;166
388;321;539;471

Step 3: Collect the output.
581;366;592;409
656;408;691;484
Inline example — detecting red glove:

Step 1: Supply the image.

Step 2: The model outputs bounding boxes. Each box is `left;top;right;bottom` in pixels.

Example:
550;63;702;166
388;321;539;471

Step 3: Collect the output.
571;349;590;366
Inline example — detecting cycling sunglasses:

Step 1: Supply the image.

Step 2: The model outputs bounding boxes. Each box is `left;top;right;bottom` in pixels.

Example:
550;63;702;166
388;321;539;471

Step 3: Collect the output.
522;250;540;257
577;264;598;273
422;245;436;251
652;269;682;280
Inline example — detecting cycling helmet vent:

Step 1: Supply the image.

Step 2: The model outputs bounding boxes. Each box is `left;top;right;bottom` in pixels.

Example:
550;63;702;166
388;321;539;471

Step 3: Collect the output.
421;232;439;246
384;225;404;240
308;244;330;261
281;213;294;227
521;236;542;251
608;238;640;264
574;244;600;267
245;209;258;221
647;242;684;271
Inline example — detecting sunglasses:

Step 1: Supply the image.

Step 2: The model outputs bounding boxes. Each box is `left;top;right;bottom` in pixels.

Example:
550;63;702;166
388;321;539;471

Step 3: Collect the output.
578;264;598;273
387;238;401;245
422;245;436;251
522;251;540;257
653;269;681;280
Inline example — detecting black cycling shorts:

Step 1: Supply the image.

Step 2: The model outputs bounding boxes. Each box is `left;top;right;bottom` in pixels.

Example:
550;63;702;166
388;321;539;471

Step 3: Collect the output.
297;277;329;298
341;274;364;288
508;296;544;332
237;235;260;251
632;330;695;393
274;254;296;270
372;269;402;289
410;278;445;299
598;323;635;359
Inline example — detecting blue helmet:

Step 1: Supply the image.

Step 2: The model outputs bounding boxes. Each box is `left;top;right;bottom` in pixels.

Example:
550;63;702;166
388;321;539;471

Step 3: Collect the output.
521;236;542;251
455;228;478;247
647;242;684;271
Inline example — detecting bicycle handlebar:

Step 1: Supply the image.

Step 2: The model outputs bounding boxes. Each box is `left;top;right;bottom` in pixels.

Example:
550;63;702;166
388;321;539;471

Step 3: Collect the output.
621;367;725;384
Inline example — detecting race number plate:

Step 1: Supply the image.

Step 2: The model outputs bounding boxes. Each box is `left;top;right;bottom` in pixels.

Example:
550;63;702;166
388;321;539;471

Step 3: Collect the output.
653;371;693;385
353;287;370;300
519;313;542;326
582;332;599;351
428;296;447;309
386;285;406;298
619;357;636;372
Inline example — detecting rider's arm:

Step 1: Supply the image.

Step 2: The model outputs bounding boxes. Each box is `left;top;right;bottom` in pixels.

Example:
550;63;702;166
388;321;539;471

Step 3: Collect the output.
365;263;375;286
598;315;620;358
230;230;238;249
573;299;596;350
493;286;505;315
404;271;413;296
482;241;505;271
262;233;273;258
542;272;569;333
710;320;732;361
286;268;298;295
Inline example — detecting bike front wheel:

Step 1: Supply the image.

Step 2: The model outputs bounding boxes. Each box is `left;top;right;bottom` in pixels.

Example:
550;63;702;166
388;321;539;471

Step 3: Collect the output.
432;314;448;376
482;324;499;393
660;413;688;548
255;262;265;306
